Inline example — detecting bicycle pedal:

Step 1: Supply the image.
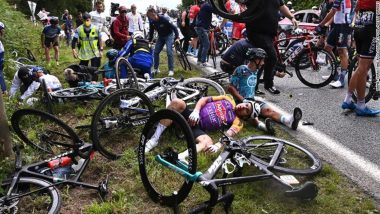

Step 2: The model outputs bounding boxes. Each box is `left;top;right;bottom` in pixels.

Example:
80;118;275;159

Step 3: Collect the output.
98;175;109;199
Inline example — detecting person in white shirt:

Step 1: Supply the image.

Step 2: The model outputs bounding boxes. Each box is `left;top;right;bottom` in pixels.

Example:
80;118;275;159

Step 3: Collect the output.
9;66;45;100
127;4;144;36
90;1;110;43
37;72;62;92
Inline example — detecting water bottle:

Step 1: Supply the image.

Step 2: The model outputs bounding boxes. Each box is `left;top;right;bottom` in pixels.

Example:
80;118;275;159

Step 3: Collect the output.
47;156;72;169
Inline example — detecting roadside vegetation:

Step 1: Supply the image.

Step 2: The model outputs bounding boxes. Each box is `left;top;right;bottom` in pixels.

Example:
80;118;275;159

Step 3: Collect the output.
0;0;379;213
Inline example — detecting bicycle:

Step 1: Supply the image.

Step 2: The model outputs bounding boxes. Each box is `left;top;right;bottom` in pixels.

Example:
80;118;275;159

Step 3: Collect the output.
4;109;109;213
90;77;225;160
207;28;218;69
273;31;338;88
138;109;322;212
347;57;378;103
174;41;192;71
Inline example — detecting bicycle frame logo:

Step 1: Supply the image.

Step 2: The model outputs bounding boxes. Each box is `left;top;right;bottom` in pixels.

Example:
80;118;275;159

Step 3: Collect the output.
376;2;380;92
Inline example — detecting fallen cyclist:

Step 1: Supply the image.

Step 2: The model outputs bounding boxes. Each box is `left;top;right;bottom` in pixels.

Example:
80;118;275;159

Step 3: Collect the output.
228;48;303;133
144;94;260;162
63;64;100;87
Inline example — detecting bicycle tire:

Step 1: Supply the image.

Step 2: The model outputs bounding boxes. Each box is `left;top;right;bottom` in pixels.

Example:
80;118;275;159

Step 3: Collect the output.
1;177;61;214
294;47;337;88
11;109;82;158
242;135;322;175
215;32;228;55
347;57;376;103
102;82;148;96
16;57;34;65
50;87;99;99
91;88;154;160
41;79;54;114
115;57;139;90
26;48;37;62
138;109;196;207
175;43;188;70
182;77;225;95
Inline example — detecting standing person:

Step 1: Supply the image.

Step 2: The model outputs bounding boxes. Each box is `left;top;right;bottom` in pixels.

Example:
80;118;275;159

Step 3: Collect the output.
64;15;73;47
179;7;191;53
161;8;170;19
0;22;6;95
111;6;130;50
245;0;297;95
61;9;69;22
90;1;110;46
341;0;379;116
71;12;103;68
76;12;83;28
194;0;214;67
41;17;61;66
188;2;201;56
127;4;144;36
224;0;246;43
317;0;352;88
147;8;179;77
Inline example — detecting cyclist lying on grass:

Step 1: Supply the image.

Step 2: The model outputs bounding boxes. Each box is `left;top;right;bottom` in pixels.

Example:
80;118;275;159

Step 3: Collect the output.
145;94;260;162
228;48;302;133
63;64;99;87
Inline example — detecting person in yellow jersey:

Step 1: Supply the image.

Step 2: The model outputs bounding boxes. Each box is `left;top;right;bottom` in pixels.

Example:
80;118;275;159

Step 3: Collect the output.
71;12;103;68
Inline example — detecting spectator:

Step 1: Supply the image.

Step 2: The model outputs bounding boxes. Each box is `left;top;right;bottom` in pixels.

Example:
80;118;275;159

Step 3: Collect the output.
112;6;130;50
64;15;73;47
161;8;170;19
127;4;144;36
112;31;153;79
286;1;293;10
178;7;191;53
0;21;6;95
195;0;214;67
245;0;297;95
90;1;110;45
41;17;61;66
76;12;83;28
187;3;201;56
62;9;69;22
147;8;179;77
9;66;48;100
72;12;103;68
223;0;246;43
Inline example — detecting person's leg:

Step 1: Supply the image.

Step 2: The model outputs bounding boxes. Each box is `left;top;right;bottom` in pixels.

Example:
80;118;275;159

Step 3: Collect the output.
195;28;203;63
177;134;213;162
262;37;278;93
79;60;89;66
53;45;59;65
90;57;101;68
183;29;190;53
165;33;174;72
200;28;210;64
260;105;302;130
153;36;165;70
44;47;51;64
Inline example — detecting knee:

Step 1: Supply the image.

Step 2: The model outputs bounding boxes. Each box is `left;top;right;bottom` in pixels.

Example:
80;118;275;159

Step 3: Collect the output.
260;106;272;117
168;98;186;111
196;135;213;150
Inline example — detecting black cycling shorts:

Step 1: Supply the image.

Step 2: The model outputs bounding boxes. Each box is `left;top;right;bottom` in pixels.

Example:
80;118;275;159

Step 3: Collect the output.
326;24;351;48
181;107;206;139
44;36;59;48
220;61;236;75
354;25;376;59
189;26;198;38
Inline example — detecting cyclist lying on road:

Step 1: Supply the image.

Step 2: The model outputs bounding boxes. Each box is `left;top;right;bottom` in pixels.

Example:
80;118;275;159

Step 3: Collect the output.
228;48;302;132
145;94;260;162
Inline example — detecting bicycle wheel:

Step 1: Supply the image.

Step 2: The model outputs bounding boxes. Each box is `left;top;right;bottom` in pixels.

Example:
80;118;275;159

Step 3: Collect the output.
50;87;99;99
215;32;228;55
91;88;154;160
115;57;139;90
294;47;337;88
180;78;225;107
102;82;148;96
11;109;82;159
175;43;187;70
138;109;196;207
347;57;376;103
210;39;217;69
242;136;322;175
16;57;34;65
1;177;61;214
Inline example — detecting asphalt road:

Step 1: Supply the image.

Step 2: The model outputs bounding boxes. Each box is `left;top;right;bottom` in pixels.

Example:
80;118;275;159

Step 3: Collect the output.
187;54;380;201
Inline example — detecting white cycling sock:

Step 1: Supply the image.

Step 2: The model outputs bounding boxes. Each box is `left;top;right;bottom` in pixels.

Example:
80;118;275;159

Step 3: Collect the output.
280;115;293;128
151;123;167;141
357;99;366;110
344;91;353;104
178;150;189;161
257;121;267;131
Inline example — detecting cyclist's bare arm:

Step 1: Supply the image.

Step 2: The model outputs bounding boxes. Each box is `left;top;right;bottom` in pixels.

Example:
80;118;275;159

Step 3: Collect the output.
193;97;210;112
320;8;337;26
227;85;244;102
279;5;297;27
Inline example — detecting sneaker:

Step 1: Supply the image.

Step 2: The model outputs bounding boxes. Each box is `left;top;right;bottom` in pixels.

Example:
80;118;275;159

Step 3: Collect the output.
265;118;275;135
330;80;344;88
145;138;159;153
264;86;280;95
144;73;151;80
354;107;380;117
341;101;356;110
291;107;302;130
200;63;209;67
255;90;265;96
168;70;174;76
153;68;160;74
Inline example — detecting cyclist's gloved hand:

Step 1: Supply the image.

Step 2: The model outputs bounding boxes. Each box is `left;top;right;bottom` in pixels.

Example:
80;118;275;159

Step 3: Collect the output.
205;144;221;154
188;109;200;126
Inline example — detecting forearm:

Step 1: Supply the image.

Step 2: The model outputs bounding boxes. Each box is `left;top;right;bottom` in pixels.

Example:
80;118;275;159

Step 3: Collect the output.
320;10;336;26
227;85;244;102
194;97;209;111
71;37;78;49
279;5;294;19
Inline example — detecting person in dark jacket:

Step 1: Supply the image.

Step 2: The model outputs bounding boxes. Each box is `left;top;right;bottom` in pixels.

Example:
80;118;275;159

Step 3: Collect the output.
147;8;179;77
112;6;130;50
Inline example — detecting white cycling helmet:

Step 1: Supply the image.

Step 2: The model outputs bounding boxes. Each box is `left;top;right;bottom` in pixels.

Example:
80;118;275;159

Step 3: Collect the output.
243;100;261;119
132;31;144;39
0;22;5;30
